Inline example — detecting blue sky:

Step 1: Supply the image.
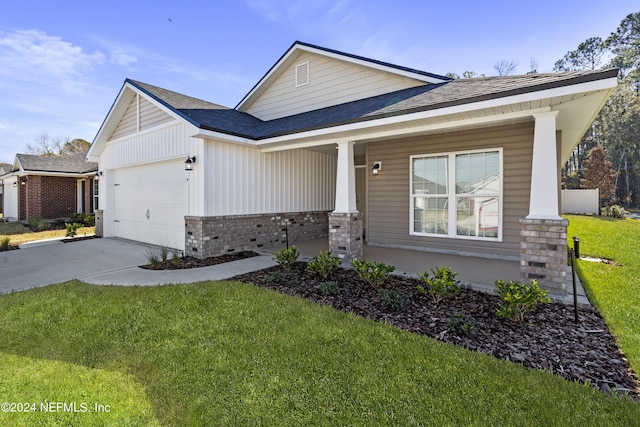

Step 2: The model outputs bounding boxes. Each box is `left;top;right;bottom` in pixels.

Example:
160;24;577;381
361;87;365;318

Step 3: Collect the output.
0;0;635;163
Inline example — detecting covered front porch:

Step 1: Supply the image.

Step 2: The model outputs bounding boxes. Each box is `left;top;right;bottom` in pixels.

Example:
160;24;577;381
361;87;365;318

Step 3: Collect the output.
269;237;589;307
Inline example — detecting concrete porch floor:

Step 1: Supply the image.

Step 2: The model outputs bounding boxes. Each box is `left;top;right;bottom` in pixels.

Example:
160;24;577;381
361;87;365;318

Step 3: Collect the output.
268;237;589;307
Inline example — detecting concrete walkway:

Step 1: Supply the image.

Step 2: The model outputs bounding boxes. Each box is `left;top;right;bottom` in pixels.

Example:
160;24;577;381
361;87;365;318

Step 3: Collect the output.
0;237;276;294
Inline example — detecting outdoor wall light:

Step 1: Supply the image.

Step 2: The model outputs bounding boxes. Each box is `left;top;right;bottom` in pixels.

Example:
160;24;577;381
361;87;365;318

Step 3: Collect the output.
94;171;103;180
185;156;196;171
372;161;382;175
20;178;27;185
12;181;17;188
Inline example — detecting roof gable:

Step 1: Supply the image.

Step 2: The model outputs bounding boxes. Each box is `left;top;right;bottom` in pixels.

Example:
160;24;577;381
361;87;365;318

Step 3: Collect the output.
236;41;451;119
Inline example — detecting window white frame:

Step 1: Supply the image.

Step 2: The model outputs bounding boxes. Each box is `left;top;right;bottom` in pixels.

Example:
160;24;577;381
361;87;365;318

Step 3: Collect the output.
93;178;99;211
409;147;503;241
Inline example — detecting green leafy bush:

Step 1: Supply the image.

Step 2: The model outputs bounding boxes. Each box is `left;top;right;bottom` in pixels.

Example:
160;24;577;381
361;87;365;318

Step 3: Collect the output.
0;237;10;251
267;272;281;283
448;313;476;336
379;289;405;312
27;217;50;231
495;279;551;322
601;205;624;218
307;250;341;278
70;212;95;226
419;266;459;304
350;259;395;288
319;281;340;296
65;222;82;237
274;246;299;271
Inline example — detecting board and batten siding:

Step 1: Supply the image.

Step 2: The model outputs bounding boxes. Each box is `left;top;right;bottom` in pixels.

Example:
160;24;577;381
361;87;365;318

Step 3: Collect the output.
109;94;174;140
205;140;337;216
367;122;534;259
245;51;425;121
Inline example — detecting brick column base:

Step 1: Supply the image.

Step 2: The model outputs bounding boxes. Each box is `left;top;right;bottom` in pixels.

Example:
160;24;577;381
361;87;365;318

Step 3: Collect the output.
95;209;103;237
519;217;569;295
328;212;363;261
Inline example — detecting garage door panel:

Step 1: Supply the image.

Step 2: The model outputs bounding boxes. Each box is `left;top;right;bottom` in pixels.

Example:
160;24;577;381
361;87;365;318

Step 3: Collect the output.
112;161;188;251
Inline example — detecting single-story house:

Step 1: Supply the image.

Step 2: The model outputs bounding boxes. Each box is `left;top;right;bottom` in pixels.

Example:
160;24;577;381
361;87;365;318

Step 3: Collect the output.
87;41;617;295
1;153;98;221
0;162;12;214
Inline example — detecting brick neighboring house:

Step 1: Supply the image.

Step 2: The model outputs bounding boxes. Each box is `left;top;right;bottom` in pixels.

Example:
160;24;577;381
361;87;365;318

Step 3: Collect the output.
0;162;12;214
0;154;98;221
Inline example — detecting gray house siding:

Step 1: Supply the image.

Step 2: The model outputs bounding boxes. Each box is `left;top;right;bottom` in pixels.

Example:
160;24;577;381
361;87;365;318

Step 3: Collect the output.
366;122;535;259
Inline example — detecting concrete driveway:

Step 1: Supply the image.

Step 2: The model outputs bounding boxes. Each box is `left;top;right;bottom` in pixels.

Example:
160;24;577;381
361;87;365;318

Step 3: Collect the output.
0;238;150;294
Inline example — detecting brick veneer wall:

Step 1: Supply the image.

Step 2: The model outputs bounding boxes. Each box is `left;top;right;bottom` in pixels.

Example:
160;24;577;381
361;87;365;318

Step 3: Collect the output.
184;211;330;259
519;217;569;295
328;212;363;261
20;175;78;220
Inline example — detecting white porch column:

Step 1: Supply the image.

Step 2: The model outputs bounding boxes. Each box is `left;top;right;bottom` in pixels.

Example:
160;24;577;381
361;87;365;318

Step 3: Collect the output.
329;140;362;260
333;141;357;213
527;111;561;220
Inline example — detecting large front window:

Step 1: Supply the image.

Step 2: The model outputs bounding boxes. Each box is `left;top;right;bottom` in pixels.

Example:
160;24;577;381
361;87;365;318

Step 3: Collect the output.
410;149;502;240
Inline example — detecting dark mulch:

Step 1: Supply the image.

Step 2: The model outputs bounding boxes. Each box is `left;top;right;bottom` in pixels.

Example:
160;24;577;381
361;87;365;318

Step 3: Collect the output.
62;235;101;243
230;261;640;400
140;251;260;270
0;244;19;252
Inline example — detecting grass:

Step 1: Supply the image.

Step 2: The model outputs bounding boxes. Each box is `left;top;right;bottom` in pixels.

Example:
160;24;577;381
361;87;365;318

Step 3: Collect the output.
0;281;638;426
0;222;95;246
567;214;640;376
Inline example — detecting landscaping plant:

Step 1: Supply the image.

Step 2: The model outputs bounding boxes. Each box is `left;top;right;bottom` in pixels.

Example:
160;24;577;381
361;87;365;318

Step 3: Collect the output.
65;222;82;238
319;280;340;296
274;246;299;271
495;279;551;322
307;250;341;278
0;236;10;251
448;313;476;336
418;266;459;304
379;289;405;312
350;259;395;288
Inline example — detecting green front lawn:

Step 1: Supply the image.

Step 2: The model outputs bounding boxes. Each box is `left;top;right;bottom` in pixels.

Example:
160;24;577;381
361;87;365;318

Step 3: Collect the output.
567;215;640;376
0;280;638;426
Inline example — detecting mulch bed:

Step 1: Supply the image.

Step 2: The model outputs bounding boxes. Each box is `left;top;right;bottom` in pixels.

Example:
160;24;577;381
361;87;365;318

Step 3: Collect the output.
62;235;101;243
229;261;640;400
140;250;260;270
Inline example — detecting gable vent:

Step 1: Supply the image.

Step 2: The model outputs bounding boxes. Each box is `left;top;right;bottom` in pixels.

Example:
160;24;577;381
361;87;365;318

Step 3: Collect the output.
295;62;309;87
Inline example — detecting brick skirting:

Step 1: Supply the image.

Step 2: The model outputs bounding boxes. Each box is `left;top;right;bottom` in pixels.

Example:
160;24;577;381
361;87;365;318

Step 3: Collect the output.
520;217;569;295
184;211;330;259
328;212;363;261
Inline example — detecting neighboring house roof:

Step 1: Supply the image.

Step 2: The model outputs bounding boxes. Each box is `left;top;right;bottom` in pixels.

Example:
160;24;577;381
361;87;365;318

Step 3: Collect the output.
0;162;12;176
128;68;618;140
15;153;97;174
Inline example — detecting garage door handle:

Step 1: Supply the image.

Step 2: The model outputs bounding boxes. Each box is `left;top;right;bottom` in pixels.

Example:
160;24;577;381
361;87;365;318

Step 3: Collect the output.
114;220;120;222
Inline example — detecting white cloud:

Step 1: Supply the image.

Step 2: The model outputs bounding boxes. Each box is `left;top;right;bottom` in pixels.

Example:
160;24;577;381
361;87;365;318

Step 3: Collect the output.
110;51;138;67
0;29;105;88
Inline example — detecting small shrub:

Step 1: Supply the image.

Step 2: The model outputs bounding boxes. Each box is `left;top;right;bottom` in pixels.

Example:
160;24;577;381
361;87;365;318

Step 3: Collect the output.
160;246;170;263
307;250;341;278
0;237;10;251
319;281;340;296
65;222;82;237
448;313;476;336
419;266;460;304
145;249;161;270
379;289;405;312
171;252;182;267
71;212;96;226
351;259;395;288
495;279;551;322
37;219;51;231
267;272;281;283
601;205;624;218
27;217;39;229
274;246;299;271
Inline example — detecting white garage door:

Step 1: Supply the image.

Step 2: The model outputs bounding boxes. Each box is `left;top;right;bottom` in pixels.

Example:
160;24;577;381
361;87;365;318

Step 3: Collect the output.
112;161;188;251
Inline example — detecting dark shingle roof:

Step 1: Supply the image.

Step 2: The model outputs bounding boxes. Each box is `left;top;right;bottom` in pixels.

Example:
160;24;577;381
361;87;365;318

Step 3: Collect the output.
16;153;97;174
0;162;12;175
128;68;618;141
